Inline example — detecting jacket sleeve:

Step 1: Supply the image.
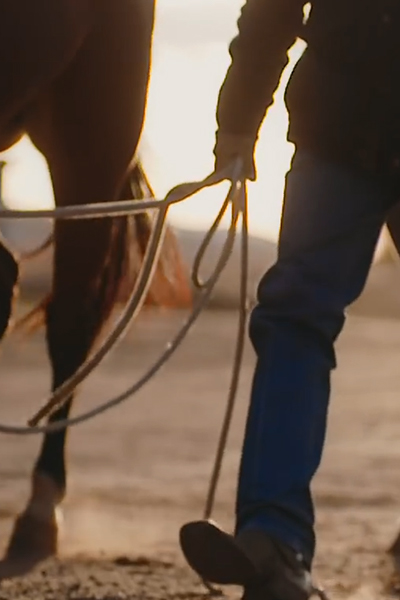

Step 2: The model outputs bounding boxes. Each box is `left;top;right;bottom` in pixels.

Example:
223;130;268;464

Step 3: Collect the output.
216;0;307;140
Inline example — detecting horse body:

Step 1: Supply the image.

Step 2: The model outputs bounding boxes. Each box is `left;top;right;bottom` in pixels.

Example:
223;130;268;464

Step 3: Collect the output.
0;0;191;576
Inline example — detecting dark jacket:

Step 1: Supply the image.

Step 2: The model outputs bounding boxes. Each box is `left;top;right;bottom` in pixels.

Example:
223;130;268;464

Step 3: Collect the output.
217;0;400;178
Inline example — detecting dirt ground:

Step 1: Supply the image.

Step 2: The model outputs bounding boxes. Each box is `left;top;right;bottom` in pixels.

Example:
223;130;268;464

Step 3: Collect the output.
0;295;400;598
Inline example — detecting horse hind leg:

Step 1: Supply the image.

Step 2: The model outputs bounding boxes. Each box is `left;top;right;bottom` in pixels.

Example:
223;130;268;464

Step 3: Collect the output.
2;0;156;572
3;109;143;577
3;184;132;571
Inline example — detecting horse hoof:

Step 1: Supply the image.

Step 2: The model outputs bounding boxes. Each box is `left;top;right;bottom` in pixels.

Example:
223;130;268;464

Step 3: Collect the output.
0;510;61;580
7;509;60;560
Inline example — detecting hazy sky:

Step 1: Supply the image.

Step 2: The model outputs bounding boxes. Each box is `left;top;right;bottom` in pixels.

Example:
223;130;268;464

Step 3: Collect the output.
143;0;304;238
155;0;243;46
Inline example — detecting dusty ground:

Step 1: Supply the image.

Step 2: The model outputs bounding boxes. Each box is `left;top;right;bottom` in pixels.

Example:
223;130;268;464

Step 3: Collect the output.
0;293;400;598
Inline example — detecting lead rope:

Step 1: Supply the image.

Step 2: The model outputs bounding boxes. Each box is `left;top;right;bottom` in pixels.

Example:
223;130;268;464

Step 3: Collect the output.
197;182;329;600
198;184;248;597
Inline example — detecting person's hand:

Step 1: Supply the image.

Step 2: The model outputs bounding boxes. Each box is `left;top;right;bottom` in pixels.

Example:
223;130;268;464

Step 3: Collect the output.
213;132;257;181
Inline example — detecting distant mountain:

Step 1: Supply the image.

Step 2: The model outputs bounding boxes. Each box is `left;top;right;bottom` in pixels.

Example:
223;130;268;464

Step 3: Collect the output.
4;219;277;310
4;220;400;319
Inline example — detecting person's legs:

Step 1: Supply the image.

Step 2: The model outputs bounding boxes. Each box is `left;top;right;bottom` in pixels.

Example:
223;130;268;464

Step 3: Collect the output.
237;150;397;565
180;151;399;595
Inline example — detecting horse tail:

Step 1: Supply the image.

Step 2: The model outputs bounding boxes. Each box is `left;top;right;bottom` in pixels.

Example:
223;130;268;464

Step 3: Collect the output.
12;160;192;336
122;161;193;308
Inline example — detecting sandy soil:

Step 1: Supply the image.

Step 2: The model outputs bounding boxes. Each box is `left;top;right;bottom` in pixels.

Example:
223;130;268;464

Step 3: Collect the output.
0;296;400;598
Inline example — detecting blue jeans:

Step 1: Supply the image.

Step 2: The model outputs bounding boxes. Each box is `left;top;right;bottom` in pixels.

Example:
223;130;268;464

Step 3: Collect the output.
236;150;398;566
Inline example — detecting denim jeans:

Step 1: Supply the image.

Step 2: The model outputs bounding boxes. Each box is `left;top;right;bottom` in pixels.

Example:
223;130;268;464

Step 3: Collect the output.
236;150;398;566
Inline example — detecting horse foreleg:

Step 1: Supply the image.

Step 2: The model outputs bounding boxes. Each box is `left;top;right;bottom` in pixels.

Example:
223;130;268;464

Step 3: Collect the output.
3;182;131;566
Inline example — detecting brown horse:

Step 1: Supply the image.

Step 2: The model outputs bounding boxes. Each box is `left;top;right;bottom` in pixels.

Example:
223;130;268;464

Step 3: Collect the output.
0;0;191;577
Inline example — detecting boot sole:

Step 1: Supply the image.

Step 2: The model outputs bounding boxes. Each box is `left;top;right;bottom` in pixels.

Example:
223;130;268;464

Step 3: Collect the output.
179;520;259;585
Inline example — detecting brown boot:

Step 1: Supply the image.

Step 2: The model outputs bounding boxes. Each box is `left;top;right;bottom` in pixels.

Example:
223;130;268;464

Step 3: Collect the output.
179;520;318;600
